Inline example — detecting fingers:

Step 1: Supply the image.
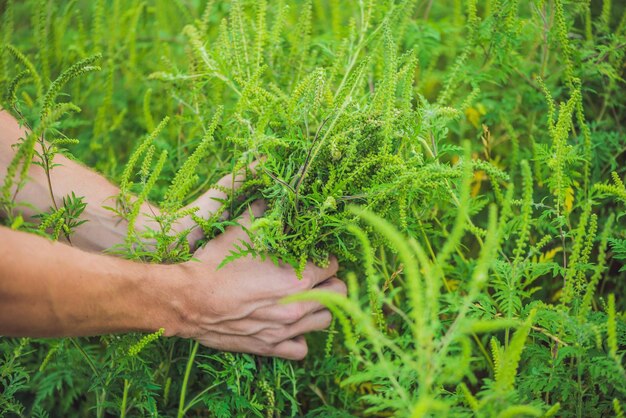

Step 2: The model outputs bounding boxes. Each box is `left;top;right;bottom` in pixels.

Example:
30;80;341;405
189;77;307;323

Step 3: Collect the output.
251;300;325;323
192;276;345;360
225;200;267;241
250;310;330;354
230;199;267;229
190;161;263;221
196;333;308;361
245;199;268;220
249;276;346;323
301;256;339;287
314;276;348;296
272;336;308;361
215;160;262;190
279;309;332;341
198;200;267;253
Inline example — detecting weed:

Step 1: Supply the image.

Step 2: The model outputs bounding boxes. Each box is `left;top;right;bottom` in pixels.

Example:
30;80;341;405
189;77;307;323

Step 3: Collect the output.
1;0;625;416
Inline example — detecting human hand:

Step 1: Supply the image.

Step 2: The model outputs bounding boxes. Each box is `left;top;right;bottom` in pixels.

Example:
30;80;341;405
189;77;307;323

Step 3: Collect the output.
166;200;346;360
176;161;261;248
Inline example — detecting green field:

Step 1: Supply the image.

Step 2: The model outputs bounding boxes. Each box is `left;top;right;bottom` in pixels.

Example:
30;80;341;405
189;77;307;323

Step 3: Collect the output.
1;0;625;416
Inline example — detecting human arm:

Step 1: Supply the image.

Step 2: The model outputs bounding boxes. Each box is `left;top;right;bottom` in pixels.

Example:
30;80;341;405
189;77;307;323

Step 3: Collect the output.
0;109;348;359
0;109;236;252
0;201;346;360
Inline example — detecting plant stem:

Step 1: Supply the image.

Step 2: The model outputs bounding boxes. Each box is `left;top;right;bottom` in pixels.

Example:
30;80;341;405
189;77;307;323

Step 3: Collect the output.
120;379;130;418
69;337;103;385
181;382;221;416
69;338;106;417
178;341;199;418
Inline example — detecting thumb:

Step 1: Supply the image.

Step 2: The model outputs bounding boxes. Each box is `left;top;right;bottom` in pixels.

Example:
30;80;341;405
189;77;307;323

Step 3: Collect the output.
215;159;262;190
191;160;262;220
194;200;267;259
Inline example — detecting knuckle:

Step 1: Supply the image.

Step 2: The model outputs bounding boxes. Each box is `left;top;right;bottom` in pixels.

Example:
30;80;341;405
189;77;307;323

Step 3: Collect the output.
298;270;314;288
260;328;286;345
321;310;333;328
293;343;308;360
257;332;275;345
329;256;339;273
255;343;273;357
250;200;267;215
279;268;308;289
281;304;304;323
336;279;348;295
274;328;290;343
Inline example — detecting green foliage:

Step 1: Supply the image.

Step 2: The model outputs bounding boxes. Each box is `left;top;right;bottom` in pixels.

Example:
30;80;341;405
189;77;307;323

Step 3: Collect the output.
127;328;165;357
1;0;625;417
596;171;626;205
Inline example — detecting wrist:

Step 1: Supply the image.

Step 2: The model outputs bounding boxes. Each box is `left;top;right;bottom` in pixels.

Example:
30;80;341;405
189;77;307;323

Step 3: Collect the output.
147;262;215;339
140;263;187;337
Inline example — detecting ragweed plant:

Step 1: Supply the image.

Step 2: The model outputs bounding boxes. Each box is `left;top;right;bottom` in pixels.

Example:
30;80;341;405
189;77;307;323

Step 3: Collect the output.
1;0;625;417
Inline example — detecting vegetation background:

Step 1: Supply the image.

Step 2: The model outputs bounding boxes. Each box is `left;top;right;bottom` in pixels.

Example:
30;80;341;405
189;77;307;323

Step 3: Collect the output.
0;0;625;416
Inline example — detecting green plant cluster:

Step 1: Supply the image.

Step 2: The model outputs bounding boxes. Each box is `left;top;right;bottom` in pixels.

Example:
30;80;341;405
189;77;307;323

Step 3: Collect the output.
0;0;625;417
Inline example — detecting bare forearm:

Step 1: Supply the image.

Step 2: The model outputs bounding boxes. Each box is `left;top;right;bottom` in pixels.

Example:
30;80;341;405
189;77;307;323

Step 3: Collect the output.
0;110;201;251
0;226;178;337
17;149;146;251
